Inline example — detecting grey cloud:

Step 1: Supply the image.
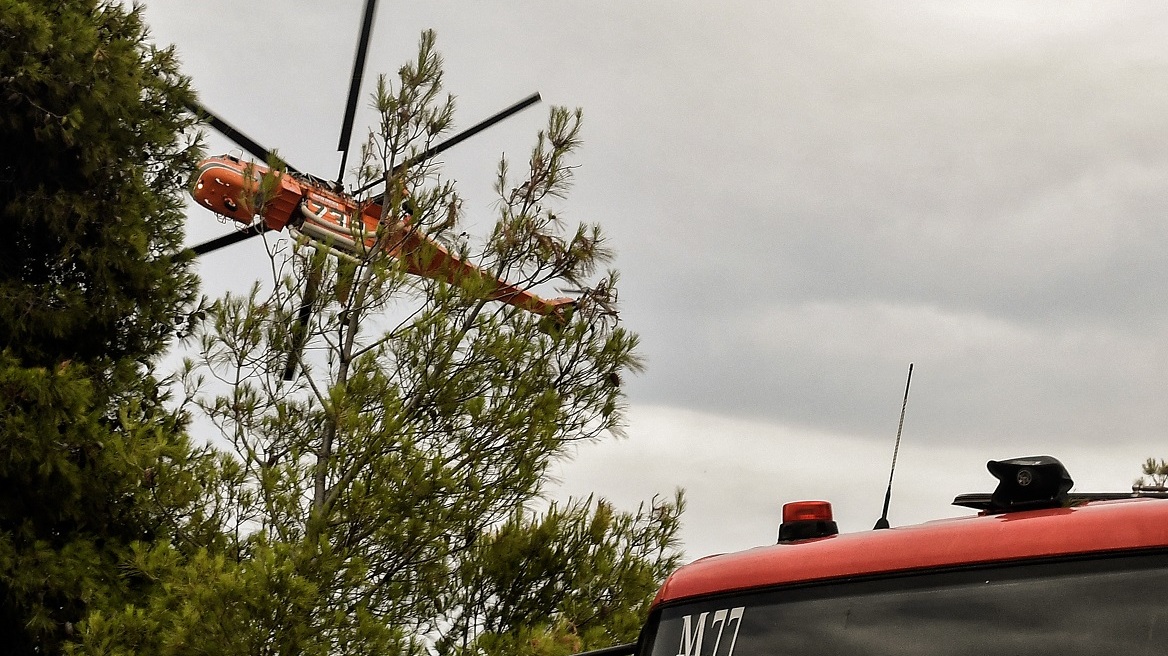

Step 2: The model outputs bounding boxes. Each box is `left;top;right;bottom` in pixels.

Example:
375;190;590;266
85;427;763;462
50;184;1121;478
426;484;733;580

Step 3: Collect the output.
145;1;1168;557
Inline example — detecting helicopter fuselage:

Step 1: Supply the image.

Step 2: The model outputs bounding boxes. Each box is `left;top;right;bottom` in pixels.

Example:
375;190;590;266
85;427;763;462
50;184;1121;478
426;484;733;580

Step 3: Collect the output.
189;154;573;317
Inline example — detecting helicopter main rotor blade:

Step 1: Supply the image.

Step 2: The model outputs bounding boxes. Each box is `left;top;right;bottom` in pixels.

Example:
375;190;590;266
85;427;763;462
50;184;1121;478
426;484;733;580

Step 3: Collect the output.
336;0;379;183
188;223;275;256
187;100;302;174
354;91;542;197
283;265;323;381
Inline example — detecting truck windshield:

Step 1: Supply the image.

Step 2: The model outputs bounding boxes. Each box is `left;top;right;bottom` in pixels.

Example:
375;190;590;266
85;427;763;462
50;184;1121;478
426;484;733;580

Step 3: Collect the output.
645;552;1168;656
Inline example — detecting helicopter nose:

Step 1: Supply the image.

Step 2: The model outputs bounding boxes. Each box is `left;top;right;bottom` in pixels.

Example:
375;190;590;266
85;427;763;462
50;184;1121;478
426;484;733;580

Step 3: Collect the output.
189;163;254;223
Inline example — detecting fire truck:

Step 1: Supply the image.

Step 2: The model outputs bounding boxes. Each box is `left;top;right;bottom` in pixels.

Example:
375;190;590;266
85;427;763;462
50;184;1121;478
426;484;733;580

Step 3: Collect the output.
595;455;1168;656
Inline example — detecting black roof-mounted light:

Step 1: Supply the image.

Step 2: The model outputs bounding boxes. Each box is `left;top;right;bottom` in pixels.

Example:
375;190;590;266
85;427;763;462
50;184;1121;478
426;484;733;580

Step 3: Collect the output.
952;455;1072;512
988;455;1074;511
954;455;1168;512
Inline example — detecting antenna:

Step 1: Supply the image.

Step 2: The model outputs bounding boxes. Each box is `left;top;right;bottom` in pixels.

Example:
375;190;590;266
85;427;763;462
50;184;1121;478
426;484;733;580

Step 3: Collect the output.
874;363;913;530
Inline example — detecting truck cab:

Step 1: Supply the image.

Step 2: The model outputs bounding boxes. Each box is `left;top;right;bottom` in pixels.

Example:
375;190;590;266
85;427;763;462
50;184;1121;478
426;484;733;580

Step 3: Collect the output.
631;456;1168;656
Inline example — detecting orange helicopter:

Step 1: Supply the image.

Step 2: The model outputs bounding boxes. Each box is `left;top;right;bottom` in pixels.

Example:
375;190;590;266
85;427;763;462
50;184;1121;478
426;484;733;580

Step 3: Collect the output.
188;122;573;318
185;0;573;335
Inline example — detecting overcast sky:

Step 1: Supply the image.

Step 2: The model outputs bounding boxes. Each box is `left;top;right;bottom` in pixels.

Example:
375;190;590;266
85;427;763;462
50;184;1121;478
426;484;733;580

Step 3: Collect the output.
144;1;1168;560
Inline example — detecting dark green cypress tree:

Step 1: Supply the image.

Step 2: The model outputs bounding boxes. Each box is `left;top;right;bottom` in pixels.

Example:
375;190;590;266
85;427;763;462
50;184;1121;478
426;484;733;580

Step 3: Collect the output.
0;1;202;651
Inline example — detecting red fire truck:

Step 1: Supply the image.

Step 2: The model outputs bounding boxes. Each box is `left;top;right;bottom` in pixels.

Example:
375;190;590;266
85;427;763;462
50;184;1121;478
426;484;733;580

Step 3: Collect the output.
603;456;1168;656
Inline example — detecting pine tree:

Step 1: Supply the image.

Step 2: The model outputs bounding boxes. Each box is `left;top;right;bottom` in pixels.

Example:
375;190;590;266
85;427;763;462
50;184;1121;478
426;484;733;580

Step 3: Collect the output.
0;1;205;651
449;494;685;656
1135;458;1168;489
141;31;685;655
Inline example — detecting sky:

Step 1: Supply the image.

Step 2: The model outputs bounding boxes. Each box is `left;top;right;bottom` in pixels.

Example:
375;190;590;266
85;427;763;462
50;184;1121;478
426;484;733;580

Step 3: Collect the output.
143;1;1168;561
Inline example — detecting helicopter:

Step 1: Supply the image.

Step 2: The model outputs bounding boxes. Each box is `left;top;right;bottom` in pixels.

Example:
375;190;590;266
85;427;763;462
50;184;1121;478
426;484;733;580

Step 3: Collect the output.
184;0;576;378
187;109;573;318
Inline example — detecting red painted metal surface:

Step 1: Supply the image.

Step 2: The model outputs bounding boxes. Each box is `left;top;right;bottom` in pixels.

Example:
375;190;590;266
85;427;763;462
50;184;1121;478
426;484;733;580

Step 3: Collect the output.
653;497;1168;607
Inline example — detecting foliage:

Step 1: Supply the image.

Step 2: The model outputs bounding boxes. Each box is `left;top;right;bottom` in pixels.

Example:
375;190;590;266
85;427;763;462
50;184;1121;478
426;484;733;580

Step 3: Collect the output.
0;0;205;652
1135;458;1168;489
0;0;199;372
75;30;683;655
450;494;685;656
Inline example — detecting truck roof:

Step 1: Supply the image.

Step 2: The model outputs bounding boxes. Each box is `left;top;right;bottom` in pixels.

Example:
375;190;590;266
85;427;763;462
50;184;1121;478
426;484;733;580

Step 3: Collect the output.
652;497;1168;607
